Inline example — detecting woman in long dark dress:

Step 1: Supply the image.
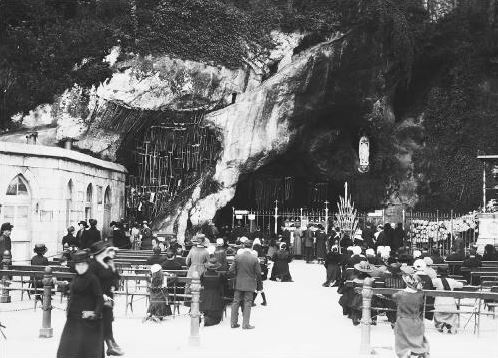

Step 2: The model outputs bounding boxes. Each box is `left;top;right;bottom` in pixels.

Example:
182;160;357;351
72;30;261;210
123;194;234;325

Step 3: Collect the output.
146;264;172;321
89;241;123;356
200;257;226;326
57;250;104;358
322;245;342;287
270;243;293;282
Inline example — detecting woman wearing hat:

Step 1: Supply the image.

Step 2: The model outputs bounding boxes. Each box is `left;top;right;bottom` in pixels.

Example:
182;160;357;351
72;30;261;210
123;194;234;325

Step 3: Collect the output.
186;234;210;279
392;267;430;358
30;244;50;301
89;242;123;356
145;264;172;322
269;243;293;282
76;221;88;248
81;219;101;250
350;261;377;325
413;259;435;321
432;266;463;333
57;250;104;358
62;226;79;250
214;238;228;271
200;257;227;326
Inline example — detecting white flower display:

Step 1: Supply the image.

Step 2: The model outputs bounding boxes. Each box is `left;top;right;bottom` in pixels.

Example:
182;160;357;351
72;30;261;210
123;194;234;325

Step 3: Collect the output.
408;212;478;243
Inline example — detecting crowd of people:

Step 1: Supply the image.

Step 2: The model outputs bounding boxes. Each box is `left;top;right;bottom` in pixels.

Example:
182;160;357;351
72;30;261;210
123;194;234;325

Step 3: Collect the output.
4;215;496;358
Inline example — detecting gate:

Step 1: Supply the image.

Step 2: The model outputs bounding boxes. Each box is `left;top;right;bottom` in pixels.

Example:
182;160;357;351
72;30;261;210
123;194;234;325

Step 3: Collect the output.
232;202;333;236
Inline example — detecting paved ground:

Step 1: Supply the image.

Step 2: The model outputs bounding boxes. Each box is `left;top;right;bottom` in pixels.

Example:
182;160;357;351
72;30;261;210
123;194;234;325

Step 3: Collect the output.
0;261;496;357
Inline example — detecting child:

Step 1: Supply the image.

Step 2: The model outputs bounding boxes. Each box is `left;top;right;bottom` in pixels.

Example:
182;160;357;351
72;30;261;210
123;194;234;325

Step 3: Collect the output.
393;266;430;358
145;264;172;322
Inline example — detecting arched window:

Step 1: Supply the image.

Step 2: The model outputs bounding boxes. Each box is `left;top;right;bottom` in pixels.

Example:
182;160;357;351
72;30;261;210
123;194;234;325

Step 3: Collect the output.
104;186;111;205
66;180;74;227
85;184;93;220
6;175;29;196
86;184;93;203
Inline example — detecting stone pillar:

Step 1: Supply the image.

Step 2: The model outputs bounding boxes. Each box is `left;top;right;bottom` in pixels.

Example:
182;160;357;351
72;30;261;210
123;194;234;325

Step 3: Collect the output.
189;271;201;346
39;267;53;338
360;277;374;356
0;251;12;303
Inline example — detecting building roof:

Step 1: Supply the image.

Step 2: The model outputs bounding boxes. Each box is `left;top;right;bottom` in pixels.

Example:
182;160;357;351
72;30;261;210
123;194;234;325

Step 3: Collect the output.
477;155;498;162
0;141;127;174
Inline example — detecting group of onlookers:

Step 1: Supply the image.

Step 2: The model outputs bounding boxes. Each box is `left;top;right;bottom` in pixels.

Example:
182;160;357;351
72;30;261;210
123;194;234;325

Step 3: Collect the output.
333;240;495;358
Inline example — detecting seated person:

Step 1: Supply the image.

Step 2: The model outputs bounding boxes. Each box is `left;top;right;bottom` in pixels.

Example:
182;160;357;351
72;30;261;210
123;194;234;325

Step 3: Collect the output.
161;250;183;271
462;248;482;284
146;247;164;265
30;244;49;300
430;249;445;264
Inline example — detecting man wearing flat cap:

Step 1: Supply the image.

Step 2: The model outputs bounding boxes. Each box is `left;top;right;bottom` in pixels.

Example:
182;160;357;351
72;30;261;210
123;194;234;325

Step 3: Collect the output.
0;223;13;261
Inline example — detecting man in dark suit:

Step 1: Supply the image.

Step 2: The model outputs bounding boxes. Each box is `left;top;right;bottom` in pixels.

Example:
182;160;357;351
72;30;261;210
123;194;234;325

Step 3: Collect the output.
162;250;183;271
229;240;262;329
304;225;315;263
80;219;101;249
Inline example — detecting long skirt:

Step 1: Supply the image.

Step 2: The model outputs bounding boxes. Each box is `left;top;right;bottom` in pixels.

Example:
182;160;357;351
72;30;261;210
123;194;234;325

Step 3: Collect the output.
394;317;430;358
148;289;172;317
203;310;223;326
434;297;458;329
57;317;104;358
294;236;303;256
325;264;340;284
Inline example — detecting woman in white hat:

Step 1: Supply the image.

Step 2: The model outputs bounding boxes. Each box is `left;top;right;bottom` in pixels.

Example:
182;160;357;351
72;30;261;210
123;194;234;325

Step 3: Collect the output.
145;264;171;322
392;267;429;358
413;259;435;321
186;234;210;279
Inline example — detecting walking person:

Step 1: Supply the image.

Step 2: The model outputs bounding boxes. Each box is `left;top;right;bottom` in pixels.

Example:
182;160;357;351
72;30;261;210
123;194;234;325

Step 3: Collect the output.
57;250;104;358
229;240;262;329
393;267;430;358
89;241;123;356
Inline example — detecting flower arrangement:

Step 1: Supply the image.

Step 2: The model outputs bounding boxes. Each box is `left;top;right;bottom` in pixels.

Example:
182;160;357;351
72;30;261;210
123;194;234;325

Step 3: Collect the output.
408;212;478;243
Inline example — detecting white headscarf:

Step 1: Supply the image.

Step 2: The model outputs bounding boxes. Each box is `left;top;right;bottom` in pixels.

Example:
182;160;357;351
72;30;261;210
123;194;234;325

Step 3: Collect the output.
253;238;261;246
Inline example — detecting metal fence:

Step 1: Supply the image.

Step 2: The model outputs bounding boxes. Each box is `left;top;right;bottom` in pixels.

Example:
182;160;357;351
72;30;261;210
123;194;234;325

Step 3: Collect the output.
232;206;479;256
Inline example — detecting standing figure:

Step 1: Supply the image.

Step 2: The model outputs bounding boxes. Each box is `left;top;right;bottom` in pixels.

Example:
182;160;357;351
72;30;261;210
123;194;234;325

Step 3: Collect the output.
293;224;303;258
30;243;50;301
130;223;141;250
186;235;210;279
145;264;172;322
57;250;104;358
229;240;262;329
89;242;123;356
270;243;293;282
315;226;327;263
81;219;101;250
0;223;13;261
200;257;227;326
140;222;153;250
393;267;430;358
392;223;406;252
76;221;88;248
322;245;342;287
62;226;79;250
304;226;315;263
112;222;129;249
432;266;463;333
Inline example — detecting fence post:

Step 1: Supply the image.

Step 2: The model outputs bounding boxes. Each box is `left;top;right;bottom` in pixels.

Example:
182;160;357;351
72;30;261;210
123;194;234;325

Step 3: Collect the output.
39;266;53;338
450;209;454;255
0;251;11;304
189;271;201;346
360;277;374;356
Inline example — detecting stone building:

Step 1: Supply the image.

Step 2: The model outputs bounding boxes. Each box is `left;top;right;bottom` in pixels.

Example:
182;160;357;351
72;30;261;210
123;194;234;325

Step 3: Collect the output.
0;141;126;262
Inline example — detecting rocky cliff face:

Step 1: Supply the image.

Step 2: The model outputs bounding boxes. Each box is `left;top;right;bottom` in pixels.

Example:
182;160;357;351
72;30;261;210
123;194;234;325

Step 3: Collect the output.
5;28;412;239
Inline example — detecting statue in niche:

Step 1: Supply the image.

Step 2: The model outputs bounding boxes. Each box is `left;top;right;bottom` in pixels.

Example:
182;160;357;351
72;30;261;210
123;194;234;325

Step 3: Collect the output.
358;135;370;173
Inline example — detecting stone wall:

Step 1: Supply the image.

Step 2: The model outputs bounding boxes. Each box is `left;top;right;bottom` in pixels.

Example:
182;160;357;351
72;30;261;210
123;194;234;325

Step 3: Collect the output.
0;142;126;261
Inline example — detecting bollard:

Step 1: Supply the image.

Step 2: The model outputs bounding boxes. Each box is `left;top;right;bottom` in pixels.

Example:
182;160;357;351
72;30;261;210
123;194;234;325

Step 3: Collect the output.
189;271;201;347
0;251;12;303
39;267;53;338
360;277;374;356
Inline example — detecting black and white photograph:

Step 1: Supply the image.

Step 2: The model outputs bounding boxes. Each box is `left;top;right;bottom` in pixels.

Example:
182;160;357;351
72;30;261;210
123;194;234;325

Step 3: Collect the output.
0;0;498;357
